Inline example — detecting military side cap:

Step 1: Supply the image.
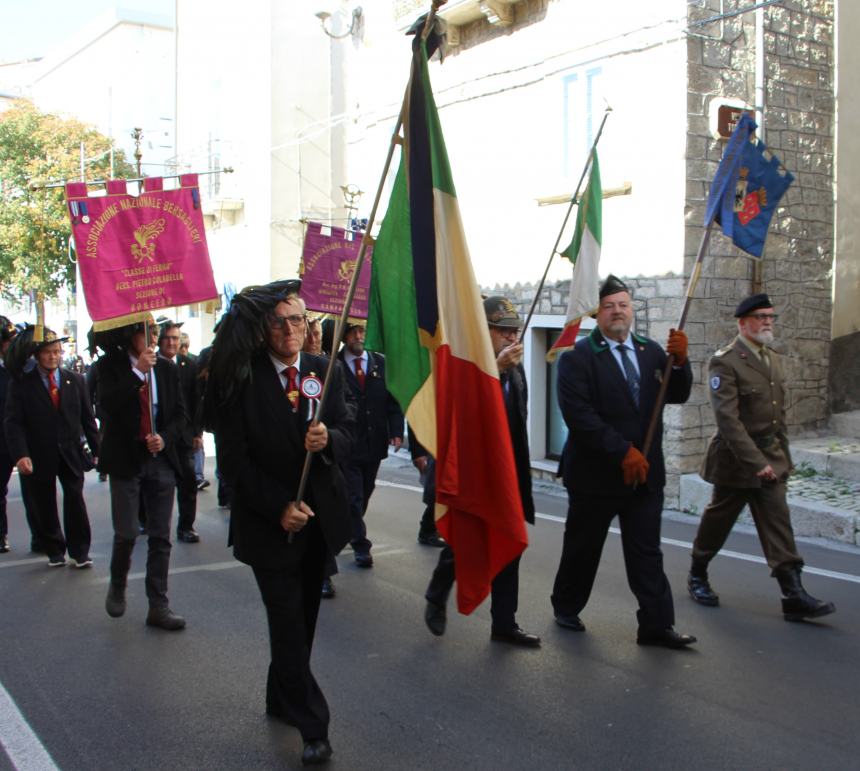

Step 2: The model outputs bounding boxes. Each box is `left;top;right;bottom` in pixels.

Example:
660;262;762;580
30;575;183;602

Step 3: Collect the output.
734;293;773;317
483;296;522;328
599;274;630;299
156;315;183;329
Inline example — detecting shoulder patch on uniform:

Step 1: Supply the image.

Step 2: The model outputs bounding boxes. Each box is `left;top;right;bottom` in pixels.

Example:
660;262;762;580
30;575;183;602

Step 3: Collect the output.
713;347;730;358
710;375;721;390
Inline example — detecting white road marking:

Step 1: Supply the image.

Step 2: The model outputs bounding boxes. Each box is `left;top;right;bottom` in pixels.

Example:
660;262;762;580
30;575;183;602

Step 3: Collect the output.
0;681;60;771
376;480;860;585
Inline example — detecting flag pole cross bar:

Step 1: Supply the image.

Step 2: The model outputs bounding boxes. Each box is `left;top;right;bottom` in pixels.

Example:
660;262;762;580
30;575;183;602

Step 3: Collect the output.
518;107;612;342
290;1;446;537
29;167;235;192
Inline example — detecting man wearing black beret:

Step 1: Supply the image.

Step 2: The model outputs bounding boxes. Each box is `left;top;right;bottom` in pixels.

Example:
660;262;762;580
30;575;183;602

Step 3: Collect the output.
688;293;835;621
550;275;697;648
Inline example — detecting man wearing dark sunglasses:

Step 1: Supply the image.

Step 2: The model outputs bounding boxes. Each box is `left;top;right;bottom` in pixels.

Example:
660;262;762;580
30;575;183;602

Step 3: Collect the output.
689;293;835;622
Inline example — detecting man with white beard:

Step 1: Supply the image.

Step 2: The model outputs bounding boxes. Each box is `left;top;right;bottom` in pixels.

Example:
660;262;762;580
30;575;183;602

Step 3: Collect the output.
688;293;835;622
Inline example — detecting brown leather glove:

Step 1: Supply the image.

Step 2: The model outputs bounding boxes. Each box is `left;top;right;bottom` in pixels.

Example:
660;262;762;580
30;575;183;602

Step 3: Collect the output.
621;445;650;486
666;328;688;366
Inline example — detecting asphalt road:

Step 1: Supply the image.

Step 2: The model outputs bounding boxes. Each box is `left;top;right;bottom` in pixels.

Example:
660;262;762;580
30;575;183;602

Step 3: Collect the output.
2;455;859;771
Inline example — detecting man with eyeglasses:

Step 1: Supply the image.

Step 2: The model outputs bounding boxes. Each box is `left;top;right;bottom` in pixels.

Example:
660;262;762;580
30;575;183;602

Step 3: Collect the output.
689;293;835;622
206;281;352;766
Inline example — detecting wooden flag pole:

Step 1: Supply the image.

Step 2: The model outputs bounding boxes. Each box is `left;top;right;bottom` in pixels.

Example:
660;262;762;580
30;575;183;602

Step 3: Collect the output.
638;219;715;464
518;107;611;342
291;1;447;522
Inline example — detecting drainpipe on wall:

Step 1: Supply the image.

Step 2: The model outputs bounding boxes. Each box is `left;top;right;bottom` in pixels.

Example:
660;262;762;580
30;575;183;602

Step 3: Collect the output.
752;4;765;292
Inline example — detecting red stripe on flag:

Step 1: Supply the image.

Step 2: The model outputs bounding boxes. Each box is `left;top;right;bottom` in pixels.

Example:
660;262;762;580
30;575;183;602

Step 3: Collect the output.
433;345;528;614
547;319;582;361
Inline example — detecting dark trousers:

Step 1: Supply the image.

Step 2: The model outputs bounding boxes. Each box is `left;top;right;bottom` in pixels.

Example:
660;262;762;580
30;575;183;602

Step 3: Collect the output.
0;451;11;537
418;459;438;537
109;455;175;608
692;482;803;572
24;457;91;561
551;491;675;631
252;518;329;742
343;458;381;553
175;443;198;532
426;544;521;632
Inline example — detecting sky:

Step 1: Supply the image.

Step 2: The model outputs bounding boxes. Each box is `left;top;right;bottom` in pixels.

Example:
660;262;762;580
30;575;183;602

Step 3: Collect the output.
1;0;174;63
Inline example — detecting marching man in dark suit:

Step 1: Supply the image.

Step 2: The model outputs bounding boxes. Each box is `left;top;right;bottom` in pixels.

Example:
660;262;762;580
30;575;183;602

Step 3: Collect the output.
337;321;404;568
688;293;835;621
96;320;189;630
0;316;18;554
205;280;353;767
423;296;540;647
157;319;203;543
4;327;99;568
550;275;697;648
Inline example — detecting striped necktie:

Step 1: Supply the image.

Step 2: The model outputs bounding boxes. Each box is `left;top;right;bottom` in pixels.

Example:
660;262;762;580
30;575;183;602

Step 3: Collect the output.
616;345;640;408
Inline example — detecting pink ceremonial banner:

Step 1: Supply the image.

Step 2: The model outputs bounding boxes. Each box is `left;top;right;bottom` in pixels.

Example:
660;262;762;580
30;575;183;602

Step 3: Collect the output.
65;175;219;330
300;221;373;319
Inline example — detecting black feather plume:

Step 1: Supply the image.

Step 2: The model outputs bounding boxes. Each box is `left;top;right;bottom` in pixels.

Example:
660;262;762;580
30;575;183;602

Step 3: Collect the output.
203;279;301;431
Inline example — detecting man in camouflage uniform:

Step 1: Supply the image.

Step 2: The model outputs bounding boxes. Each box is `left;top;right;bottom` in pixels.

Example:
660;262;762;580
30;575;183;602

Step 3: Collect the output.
688;293;835;622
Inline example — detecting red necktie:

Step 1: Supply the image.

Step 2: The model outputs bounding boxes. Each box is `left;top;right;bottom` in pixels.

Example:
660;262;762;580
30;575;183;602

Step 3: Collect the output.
286;366;299;412
139;380;153;440
48;374;59;409
354;358;366;390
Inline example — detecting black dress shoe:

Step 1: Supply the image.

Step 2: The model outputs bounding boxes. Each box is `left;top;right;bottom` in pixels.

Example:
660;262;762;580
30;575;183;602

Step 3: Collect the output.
554;613;586;632
301;738;333;766
354;552;373;568
417;532;446;547
105;583;126;618
491;626;541;647
636;627;697;649
146;607;187;631
177;529;200;543
0;535;10;553
321;578;335;599
688;573;719;606
424;600;446;636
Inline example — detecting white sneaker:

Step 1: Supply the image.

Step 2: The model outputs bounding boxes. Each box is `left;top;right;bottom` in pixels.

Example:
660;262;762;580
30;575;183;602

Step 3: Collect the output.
71;556;93;569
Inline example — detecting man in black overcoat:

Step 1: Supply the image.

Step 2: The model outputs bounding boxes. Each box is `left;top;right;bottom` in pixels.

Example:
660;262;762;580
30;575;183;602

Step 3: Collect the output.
336;322;404;567
207;280;352;767
157;319;203;542
4;328;99;567
97;320;188;630
550;275;697;648
0;316;17;554
423;296;540;647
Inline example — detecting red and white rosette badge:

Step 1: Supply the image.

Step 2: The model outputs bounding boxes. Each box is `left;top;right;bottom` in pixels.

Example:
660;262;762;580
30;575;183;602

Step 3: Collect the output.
301;375;323;421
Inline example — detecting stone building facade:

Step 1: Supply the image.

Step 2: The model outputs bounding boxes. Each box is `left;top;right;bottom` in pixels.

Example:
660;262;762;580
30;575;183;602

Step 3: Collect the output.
492;1;836;508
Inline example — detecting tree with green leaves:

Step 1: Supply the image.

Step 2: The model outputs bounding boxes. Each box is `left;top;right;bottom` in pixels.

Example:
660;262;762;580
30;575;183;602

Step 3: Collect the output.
0;100;134;302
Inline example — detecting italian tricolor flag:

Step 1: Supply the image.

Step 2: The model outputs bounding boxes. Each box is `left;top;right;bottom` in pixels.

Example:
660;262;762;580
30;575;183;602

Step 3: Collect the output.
547;152;602;361
366;31;527;614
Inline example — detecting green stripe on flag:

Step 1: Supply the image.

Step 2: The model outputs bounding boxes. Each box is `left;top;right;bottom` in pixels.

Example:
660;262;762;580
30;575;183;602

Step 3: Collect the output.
365;160;432;415
561;153;602;262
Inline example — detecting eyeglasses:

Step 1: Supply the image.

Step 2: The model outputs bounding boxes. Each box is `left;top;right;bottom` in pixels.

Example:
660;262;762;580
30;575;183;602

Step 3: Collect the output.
269;313;307;329
747;313;779;322
490;325;519;338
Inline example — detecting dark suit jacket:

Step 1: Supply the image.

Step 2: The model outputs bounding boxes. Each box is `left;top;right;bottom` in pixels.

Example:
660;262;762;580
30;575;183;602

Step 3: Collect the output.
0;364;10;457
216;351;353;569
162;353;202;444
337;350;404;463
3;367;100;481
557;328;692;495
502;363;535;524
97;352;187;478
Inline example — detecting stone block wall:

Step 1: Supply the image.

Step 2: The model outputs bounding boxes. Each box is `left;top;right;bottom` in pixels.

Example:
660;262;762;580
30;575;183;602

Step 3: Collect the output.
685;0;834;452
